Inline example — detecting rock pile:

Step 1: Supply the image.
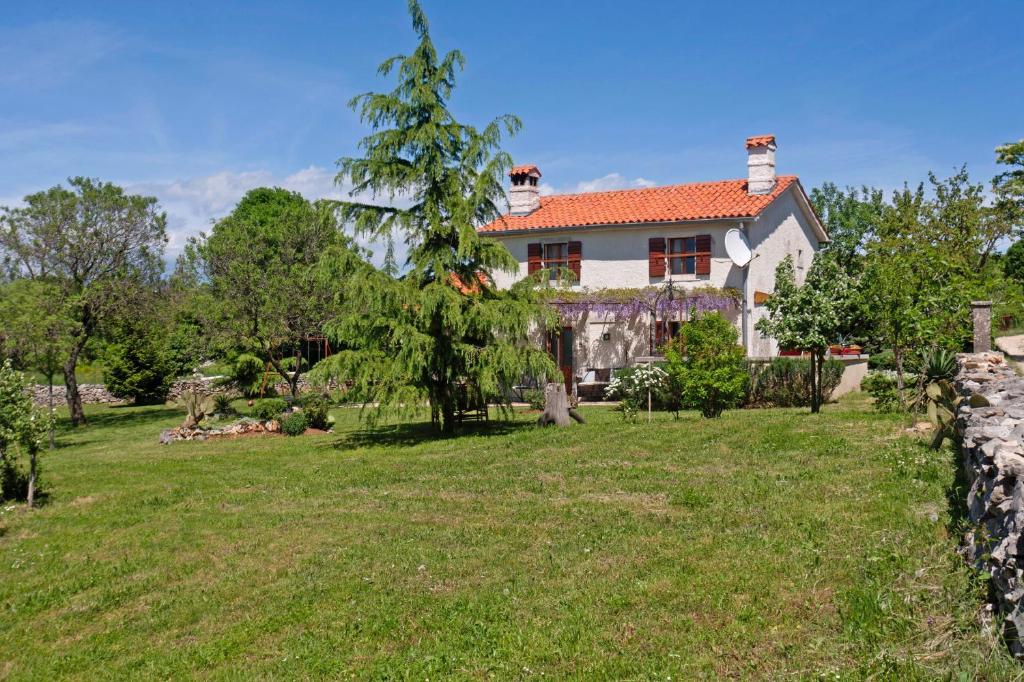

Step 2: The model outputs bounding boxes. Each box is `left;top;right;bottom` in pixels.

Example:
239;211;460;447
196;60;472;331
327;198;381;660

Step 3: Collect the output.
159;418;280;444
956;351;1024;655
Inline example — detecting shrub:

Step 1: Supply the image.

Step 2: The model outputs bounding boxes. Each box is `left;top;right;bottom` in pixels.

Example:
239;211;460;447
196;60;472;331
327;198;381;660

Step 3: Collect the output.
861;371;904;412
280;411;308;437
868;349;896;372
523;388;545;411
300;394;332;430
251;397;288;421
747;357;844;408
605;365;668;421
225;354;268;399
664;312;747;418
103;330;176;405
211;393;236;416
920;348;957;383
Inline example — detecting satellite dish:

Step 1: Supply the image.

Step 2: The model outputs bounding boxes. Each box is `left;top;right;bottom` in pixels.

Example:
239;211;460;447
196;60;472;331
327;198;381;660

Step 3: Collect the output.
724;229;752;268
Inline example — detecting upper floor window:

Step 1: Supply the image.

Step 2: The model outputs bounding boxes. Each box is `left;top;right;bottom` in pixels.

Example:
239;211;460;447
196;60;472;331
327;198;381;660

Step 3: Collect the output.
668;236;711;276
543;242;568;281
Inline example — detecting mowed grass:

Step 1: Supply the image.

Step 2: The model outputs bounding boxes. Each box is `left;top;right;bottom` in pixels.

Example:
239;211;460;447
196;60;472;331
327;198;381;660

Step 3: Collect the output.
0;397;1015;679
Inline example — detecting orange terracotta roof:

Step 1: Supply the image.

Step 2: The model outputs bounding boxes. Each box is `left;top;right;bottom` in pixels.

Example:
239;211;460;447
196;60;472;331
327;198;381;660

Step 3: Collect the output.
449;272;489;295
745;135;776;149
479;175;798;233
510;164;541;177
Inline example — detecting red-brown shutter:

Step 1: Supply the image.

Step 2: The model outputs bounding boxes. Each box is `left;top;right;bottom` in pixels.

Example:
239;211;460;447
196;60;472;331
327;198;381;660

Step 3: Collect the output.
527;243;542;275
648;237;666;277
568;241;582;282
695;234;712;276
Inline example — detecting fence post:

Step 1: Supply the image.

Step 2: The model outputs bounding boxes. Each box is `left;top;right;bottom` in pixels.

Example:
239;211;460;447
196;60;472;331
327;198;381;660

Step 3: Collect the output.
971;301;993;353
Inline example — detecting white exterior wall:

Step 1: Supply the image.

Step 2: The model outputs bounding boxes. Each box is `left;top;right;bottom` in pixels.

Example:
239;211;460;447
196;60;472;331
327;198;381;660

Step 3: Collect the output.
744;189;823;357
485;186;823;365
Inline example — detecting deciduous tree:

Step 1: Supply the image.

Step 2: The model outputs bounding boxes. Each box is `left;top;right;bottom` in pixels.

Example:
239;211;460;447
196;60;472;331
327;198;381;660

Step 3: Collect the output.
756;254;851;413
0;178;167;425
184;188;350;399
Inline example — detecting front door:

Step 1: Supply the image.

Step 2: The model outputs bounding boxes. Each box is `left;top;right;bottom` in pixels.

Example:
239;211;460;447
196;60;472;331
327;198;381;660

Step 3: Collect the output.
547;327;574;392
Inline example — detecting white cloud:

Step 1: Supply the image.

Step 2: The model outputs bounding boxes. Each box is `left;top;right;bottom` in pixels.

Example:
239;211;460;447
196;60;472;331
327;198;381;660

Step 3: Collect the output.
540;173;658;196
127;166;405;268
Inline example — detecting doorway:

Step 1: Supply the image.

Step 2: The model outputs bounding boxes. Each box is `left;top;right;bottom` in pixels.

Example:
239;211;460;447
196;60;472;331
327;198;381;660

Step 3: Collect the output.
546;326;574;392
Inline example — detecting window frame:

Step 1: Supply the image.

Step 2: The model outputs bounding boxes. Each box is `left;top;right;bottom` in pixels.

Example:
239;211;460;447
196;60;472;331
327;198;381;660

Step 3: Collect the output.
667;236;706;276
542;242;569;281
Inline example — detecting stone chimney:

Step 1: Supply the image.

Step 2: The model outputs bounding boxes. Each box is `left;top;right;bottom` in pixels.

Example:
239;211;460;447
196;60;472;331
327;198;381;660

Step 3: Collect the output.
509;164;542;216
746;135;777;195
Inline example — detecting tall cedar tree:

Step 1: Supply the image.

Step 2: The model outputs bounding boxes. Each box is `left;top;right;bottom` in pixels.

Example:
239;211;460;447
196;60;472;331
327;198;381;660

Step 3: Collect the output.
185;188;349;399
0;178;166;425
314;0;555;433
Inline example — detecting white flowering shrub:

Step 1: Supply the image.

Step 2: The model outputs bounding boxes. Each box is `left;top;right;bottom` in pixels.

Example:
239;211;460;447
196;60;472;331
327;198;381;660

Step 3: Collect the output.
605;365;667;421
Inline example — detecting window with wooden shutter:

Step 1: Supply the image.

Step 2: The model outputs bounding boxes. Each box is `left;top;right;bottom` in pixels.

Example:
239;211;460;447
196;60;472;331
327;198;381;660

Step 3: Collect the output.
695;235;712;276
648;237;666;277
567;241;582;282
527;243;542;275
666;235;712;276
542;242;568;281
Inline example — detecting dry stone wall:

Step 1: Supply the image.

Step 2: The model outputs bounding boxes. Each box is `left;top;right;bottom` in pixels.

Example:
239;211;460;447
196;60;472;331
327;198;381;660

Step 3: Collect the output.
956;351;1024;656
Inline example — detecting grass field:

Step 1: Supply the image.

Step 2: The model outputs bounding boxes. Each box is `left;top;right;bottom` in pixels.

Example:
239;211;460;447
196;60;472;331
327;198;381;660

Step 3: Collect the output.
0;397;1015;679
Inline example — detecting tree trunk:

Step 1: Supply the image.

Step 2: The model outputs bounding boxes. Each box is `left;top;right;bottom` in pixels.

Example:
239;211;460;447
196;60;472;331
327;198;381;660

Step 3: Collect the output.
894;347;905;392
815;350;824;413
537;383;584;426
810;352;821;414
27;449;37;508
63;344;86;427
47;375;56;450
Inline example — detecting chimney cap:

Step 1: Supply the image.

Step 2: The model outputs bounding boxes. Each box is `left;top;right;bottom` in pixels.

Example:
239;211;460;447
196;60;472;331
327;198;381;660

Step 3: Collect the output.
509;164;541;178
745;135;776;150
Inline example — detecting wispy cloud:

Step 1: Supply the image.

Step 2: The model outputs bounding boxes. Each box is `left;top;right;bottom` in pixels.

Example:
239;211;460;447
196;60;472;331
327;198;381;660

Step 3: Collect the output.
0;21;123;89
127;166;406;268
540;173;658;196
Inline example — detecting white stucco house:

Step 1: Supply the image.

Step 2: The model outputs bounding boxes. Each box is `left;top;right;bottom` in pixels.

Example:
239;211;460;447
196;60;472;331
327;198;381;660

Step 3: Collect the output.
478;135;830;392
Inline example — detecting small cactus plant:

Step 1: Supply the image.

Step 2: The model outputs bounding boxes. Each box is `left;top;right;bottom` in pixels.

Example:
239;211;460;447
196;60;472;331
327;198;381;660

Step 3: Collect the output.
925;379;988;449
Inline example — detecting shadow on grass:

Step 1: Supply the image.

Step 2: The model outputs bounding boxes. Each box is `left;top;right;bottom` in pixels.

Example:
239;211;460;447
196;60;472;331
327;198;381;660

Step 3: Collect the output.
333;416;535;449
56;405;185;435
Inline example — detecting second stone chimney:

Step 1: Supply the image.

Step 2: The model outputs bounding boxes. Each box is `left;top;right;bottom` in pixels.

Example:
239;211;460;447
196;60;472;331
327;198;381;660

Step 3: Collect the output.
745;135;777;195
509;164;542;216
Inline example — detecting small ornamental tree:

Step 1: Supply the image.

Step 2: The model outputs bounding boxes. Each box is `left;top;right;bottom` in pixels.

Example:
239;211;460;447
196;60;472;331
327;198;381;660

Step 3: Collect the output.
0;360;31;498
756;254;851;413
313;0;556;433
103;325;178;404
664;311;748;418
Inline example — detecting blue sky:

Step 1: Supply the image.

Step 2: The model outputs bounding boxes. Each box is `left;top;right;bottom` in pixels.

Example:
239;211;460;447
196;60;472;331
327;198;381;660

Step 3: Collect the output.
1;1;1022;259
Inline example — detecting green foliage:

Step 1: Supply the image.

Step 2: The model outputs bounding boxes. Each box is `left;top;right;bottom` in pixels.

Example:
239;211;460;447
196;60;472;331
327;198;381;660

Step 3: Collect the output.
211;394;236;416
747;357;844;408
1005;239;1024;285
920;348;957;383
280;411;308;437
664;311;747;418
756;254;851;413
103;326;177;405
523;389;545;411
251;398;288;422
0;360;51;502
924;379;970;449
0;177;167;425
312;1;556;433
183;187;354;398
604;365;669;421
299;394;332;430
861;371;905;413
224;353;267;398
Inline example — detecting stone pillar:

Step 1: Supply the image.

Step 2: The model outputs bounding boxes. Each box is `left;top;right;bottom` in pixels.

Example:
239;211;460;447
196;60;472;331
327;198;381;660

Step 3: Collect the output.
971;301;992;353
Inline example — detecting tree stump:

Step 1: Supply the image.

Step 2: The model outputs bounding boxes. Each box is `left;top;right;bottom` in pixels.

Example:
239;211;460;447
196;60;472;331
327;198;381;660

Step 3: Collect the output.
537;383;586;427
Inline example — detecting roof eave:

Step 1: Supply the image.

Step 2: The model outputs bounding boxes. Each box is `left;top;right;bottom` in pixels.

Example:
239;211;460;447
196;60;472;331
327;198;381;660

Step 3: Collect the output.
478;215;761;237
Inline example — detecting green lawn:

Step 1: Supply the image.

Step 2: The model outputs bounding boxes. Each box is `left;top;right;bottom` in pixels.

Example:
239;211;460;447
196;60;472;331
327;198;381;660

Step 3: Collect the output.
0;398;1013;679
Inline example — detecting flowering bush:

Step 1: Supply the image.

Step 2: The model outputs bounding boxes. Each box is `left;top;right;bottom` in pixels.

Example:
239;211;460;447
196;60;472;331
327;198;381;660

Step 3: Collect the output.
605;365;668;421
